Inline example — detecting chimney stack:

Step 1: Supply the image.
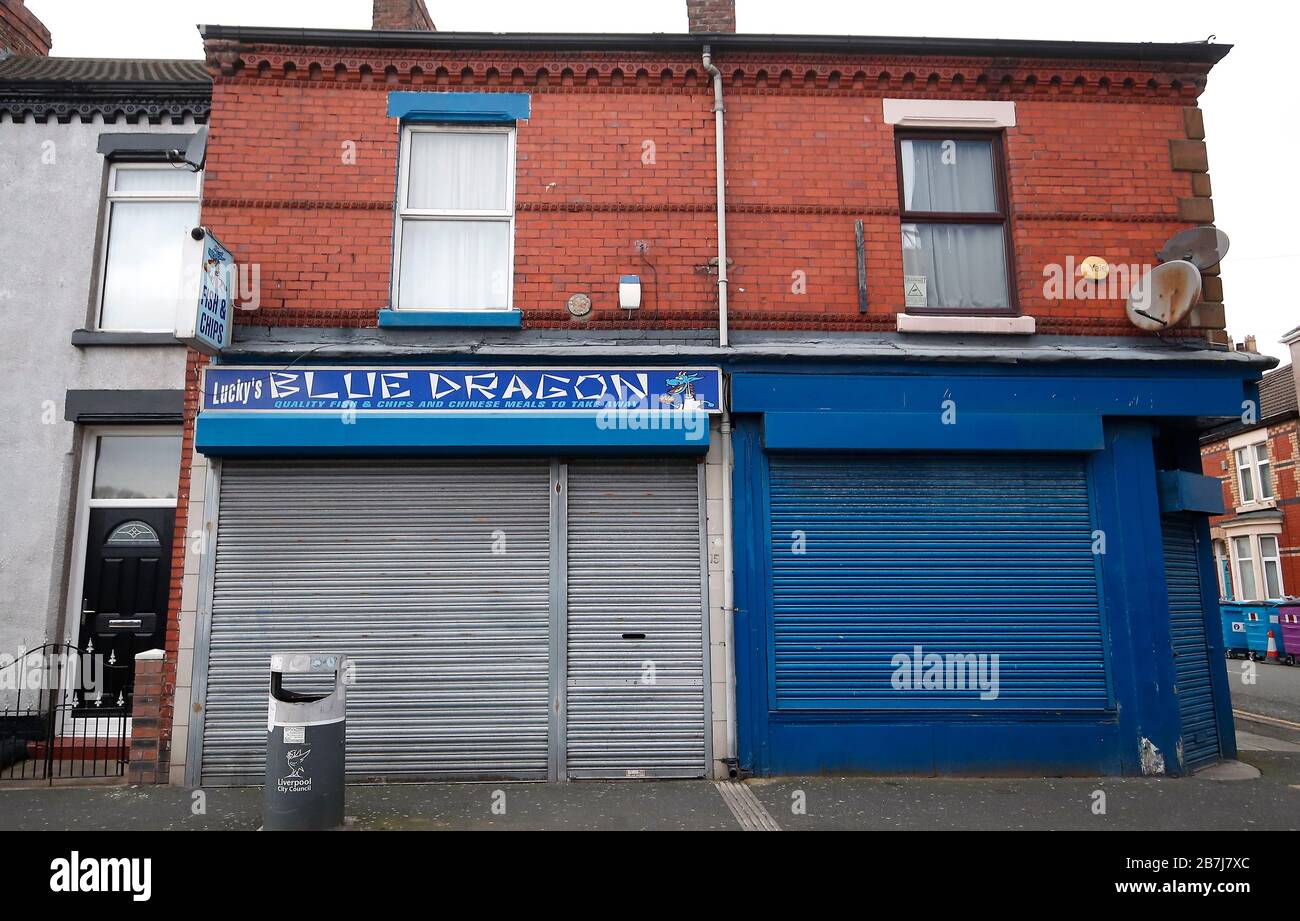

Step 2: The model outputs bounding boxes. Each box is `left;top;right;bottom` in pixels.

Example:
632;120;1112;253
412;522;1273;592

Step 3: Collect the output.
686;0;736;33
372;0;436;32
0;0;52;56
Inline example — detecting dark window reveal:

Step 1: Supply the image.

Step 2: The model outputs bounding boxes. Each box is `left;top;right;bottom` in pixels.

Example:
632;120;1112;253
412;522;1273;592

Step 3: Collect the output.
896;132;1015;315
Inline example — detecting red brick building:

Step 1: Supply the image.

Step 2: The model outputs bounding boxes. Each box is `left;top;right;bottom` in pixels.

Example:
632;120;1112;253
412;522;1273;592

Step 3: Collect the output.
1201;362;1300;600
0;0;51;56
193;30;1232;336
146;0;1272;784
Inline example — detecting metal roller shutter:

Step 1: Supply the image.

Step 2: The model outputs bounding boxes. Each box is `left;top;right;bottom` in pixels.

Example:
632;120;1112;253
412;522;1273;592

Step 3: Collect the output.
1161;515;1221;770
199;459;551;784
565;461;708;778
767;454;1110;711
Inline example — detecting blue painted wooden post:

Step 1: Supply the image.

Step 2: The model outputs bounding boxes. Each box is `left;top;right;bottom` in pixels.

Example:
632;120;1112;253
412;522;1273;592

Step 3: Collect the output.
1093;419;1184;773
730;417;766;775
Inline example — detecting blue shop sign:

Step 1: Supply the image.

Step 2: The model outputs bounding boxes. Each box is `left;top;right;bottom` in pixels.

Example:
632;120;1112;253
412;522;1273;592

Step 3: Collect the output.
175;230;234;356
202;366;723;414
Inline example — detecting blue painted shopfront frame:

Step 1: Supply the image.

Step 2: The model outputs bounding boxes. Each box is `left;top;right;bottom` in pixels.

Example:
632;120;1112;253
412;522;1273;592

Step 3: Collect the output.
730;365;1256;776
197;412;711;456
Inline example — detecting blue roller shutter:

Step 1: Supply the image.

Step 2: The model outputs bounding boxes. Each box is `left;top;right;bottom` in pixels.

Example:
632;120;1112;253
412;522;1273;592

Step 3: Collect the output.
1161;515;1221;770
766;454;1110;711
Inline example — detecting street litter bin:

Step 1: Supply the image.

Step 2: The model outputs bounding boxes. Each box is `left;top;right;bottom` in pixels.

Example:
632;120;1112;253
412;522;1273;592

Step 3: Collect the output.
1219;601;1249;659
263;652;348;831
1278;603;1300;666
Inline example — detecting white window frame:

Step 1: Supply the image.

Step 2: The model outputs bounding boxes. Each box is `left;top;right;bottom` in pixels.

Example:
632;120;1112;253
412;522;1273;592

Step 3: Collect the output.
1230;431;1274;507
1231;535;1257;601
66;426;183;630
1212;538;1230;598
61;426;182;727
96;162;202;332
1259;534;1285;600
391;124;517;312
1225;528;1287;601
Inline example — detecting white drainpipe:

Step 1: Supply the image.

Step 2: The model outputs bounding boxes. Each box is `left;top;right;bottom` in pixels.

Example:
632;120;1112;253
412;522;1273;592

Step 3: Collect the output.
702;45;738;769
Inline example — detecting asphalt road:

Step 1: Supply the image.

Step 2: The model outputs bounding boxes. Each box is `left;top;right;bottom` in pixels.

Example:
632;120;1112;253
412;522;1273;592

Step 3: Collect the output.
1219;654;1300;727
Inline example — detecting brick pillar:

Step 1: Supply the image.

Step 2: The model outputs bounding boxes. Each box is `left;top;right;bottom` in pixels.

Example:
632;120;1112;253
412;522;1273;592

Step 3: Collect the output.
1171;106;1228;348
686;0;736;33
372;0;435;31
128;649;165;784
0;0;52;55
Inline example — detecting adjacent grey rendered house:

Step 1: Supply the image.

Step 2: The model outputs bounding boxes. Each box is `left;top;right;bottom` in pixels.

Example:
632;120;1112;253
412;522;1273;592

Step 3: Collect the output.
0;54;209;706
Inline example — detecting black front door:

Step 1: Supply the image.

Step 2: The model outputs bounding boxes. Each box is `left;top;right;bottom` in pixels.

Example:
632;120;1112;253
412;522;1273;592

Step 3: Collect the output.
77;508;175;712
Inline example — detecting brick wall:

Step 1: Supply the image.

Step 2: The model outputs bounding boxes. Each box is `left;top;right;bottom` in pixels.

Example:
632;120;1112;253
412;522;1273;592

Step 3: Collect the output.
197;42;1223;337
372;0;435;32
1274;420;1300;592
687;0;736;33
0;0;51;55
128;652;165;784
1201;418;1300;595
142;349;207;782
1202;442;1235;516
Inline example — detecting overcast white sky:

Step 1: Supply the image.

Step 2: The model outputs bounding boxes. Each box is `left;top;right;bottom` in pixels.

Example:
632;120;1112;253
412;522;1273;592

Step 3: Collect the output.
28;0;1296;361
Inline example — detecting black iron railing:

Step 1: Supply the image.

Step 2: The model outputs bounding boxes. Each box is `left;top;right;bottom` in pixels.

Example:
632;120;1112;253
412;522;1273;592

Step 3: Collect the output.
0;642;131;784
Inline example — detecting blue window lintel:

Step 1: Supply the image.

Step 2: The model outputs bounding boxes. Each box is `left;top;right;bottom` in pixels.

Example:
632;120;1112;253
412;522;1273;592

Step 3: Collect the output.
377;309;522;329
387;91;530;123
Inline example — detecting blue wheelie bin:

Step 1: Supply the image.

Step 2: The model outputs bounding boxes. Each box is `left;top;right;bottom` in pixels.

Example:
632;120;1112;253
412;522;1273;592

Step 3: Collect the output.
1219;601;1249;659
1243;601;1286;662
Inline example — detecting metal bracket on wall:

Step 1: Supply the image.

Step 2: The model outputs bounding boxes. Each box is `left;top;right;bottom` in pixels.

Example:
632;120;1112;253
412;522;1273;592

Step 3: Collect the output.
855;219;868;313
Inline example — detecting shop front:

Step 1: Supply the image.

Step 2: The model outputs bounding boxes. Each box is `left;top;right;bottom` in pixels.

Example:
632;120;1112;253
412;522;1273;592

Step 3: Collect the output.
183;364;722;784
729;358;1252;777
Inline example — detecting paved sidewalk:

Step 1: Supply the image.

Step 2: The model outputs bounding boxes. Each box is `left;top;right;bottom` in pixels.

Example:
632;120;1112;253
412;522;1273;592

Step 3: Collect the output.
2;748;1296;831
1235;729;1300;752
749;752;1300;831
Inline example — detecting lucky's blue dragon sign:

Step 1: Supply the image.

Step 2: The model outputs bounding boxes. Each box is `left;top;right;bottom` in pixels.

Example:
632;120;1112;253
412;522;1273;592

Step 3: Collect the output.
202;367;723;414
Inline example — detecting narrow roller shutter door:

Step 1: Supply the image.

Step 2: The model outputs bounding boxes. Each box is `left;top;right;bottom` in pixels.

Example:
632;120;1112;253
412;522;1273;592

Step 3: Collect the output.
199;459;551;784
1161;515;1221;770
565;461;708;778
767;454;1110;711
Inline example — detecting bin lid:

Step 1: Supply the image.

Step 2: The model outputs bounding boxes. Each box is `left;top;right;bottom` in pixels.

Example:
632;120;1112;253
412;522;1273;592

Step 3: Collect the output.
270;652;348;674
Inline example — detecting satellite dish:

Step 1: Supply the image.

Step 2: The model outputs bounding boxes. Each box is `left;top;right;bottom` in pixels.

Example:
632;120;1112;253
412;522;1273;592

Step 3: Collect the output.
1157;225;1229;271
168;126;208;172
1126;260;1201;330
